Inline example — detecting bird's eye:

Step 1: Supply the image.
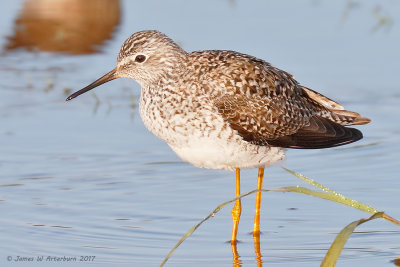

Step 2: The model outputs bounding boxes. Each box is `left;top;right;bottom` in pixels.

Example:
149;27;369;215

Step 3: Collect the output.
135;55;146;63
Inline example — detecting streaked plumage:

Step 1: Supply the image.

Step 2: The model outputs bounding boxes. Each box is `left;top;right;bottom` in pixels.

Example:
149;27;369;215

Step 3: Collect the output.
66;30;370;242
67;30;369;170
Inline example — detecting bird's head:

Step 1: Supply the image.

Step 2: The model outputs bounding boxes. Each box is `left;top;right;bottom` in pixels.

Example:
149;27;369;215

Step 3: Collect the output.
66;30;187;101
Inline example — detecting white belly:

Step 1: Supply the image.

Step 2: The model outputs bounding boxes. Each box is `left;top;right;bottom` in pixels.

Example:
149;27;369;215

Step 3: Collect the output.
169;135;285;170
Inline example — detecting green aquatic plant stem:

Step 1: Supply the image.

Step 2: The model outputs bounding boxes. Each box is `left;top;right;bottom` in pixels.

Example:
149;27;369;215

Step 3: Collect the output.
273;186;380;214
321;212;384;267
282;167;379;214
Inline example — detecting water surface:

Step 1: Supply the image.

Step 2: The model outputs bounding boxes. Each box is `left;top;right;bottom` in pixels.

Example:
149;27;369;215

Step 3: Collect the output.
1;0;399;266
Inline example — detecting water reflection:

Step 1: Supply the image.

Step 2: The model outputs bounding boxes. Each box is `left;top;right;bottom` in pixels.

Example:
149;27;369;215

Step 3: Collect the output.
5;0;120;54
1;0;399;266
393;256;400;266
231;233;263;267
253;234;263;267
231;242;241;266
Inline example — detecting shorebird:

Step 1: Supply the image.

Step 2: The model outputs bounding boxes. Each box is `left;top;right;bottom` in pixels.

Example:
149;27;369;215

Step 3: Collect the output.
66;30;370;243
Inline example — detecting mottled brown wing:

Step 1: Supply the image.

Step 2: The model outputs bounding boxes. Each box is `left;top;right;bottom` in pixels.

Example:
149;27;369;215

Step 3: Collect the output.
215;93;310;140
206;51;315;140
215;93;363;149
197;50;366;148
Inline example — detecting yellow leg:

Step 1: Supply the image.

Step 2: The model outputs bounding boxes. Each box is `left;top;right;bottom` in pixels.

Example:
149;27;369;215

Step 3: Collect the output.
253;168;264;235
231;168;241;244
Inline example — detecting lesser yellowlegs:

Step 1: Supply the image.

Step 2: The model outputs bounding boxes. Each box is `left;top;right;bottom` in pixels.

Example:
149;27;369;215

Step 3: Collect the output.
66;30;370;243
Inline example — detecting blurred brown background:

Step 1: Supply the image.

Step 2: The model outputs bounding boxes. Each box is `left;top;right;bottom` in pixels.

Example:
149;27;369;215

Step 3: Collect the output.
5;0;120;54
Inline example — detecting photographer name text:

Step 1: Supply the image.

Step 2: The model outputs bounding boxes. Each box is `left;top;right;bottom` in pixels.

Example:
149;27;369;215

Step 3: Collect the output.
7;255;95;263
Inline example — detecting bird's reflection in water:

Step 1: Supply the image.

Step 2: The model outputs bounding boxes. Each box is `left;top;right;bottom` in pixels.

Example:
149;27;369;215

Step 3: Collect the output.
5;0;120;54
231;232;263;267
231;241;241;267
253;233;263;267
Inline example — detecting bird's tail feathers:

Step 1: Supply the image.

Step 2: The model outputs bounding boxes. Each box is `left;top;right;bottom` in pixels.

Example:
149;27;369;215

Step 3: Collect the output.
327;109;371;126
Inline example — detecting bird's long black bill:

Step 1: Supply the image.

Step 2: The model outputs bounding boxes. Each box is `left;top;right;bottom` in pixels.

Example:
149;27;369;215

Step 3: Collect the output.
66;68;119;101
